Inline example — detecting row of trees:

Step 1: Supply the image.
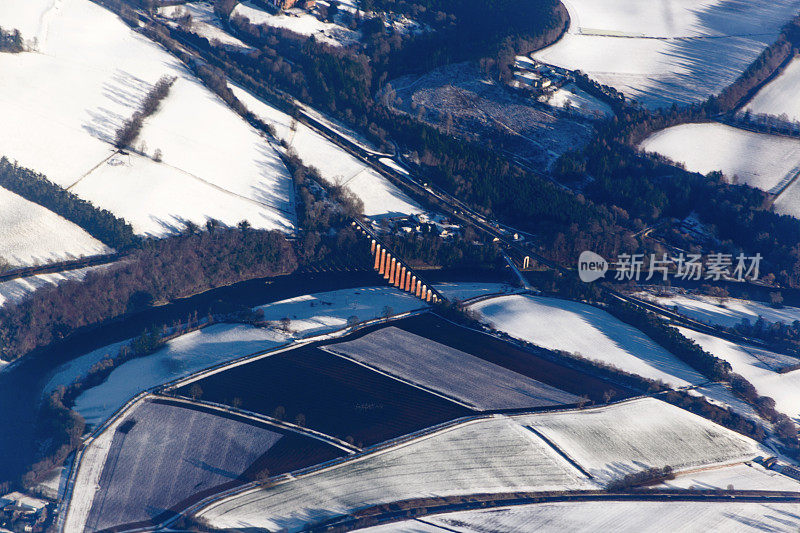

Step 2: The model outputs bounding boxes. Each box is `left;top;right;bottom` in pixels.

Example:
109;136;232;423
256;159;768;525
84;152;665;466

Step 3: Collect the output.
712;15;800;113
730;317;800;355
602;299;798;453
115;75;176;149
0;157;139;250
606;466;674;490
0;26;24;53
24;327;168;486
0;227;297;359
604;299;732;381
730;373;798;443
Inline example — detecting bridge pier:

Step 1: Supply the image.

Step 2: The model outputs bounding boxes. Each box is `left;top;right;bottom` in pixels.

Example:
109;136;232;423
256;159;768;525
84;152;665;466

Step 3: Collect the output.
395;266;405;288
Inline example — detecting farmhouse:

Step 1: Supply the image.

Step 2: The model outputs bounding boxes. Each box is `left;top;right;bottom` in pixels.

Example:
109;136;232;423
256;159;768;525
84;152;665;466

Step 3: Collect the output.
514;70;552;89
261;0;315;10
0;492;47;531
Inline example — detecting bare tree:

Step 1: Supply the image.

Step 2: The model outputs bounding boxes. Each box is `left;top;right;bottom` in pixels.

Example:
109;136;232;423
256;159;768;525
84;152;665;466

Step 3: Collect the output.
190;383;203;400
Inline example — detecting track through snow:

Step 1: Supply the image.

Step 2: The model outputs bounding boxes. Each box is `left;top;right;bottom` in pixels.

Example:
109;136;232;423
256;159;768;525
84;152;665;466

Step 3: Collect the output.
35;0;62;53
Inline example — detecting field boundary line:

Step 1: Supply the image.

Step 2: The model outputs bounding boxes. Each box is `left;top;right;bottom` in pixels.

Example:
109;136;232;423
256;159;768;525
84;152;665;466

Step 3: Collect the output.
154;394;361;453
316;488;800;532
163;307;429;391
189;417;496;521
319;346;477;410
522;425;594;479
59;306;430;530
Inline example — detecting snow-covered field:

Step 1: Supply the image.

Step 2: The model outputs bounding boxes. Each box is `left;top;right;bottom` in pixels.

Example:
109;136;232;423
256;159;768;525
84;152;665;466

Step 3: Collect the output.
46;287;424;426
638;291;800;328
471;294;705;387
680;328;800;423
231;83;423;218
233;2;360;47
83;399;287;531
66;324;286;427
659;462;800;492
745;57;800;122
70;152;290;236
514;398;767;484
195;416;594;530
254;286;425;336
325;327;579;410
533;0;800;108
0;264;107;308
62;405;130;533
640;123;800;193
364;501;800;533
159;2;251;50
196;398;766;530
0;0;294;236
0;186;110;267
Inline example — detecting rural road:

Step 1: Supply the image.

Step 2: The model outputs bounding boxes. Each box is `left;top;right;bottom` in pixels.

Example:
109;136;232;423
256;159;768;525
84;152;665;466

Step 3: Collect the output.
315;489;800;532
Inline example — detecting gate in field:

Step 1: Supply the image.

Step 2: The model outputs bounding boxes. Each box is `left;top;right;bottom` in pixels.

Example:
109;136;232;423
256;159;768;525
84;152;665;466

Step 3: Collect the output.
350;219;446;304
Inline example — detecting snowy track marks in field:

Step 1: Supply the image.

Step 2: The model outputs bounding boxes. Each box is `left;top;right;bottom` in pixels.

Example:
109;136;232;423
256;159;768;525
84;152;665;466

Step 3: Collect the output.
35;0;63;54
65;151;119;191
157;158;296;216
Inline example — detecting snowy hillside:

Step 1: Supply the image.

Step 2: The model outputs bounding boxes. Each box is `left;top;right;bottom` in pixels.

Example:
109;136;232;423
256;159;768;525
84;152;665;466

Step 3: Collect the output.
373;501;800;533
637;292;800;328
514;398;767;484
196;398;766;530
196;417;594;530
0;186;110;267
230;83;423;218
640;123;800;193
680;328;800;423
233;2;361;47
533;0;800;108
159;2;252;50
47;287;424;427
745;57;800;122
471;294;706;387
0;0;295;236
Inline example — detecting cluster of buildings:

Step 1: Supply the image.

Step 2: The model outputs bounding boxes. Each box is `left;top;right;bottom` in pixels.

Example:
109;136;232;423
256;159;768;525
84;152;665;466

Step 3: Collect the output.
0;493;49;532
510;56;572;93
370;213;462;239
260;0;316;11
